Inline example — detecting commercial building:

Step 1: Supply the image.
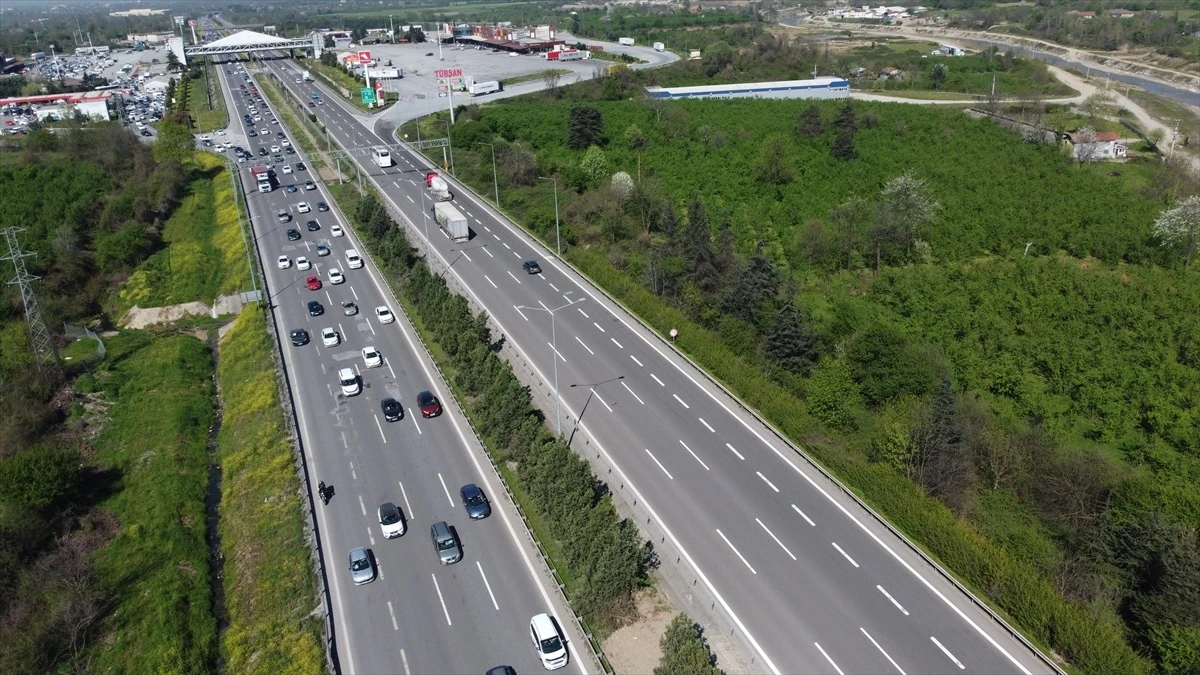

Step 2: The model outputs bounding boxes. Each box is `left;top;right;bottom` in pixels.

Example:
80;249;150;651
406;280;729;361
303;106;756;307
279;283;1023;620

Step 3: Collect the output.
0;91;114;120
644;77;850;101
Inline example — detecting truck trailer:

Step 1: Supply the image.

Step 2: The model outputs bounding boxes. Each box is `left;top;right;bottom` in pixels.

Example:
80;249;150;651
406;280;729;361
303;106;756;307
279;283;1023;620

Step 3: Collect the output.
251;164;272;193
433;201;470;242
467;80;501;96
653;42;665;52
302;70;312;81
425;172;452;201
618;37;635;46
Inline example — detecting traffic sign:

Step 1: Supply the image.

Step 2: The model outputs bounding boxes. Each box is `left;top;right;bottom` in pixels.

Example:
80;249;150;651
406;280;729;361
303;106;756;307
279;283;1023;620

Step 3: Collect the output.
360;88;376;104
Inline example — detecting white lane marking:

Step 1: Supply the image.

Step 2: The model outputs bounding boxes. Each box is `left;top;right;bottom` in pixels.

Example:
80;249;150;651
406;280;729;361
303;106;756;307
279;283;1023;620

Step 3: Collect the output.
437;472;454;506
537;300;550;311
492;233;500;240
460;250;471;262
502;241;511;250
592;322;605;333
506;270;521;284
357;494;366;516
716;528;756;574
726;442;745;460
367;318;376;336
645;448;674;480
697;418;716;433
514;304;528;321
756;518;796;560
756;471;780;493
877;585;909;616
483;225;491;232
862;627;906;674
574;335;594;355
611;338;623;349
680;440;710;470
387;358;397;379
832;542;860;568
549;282;560;292
673;393;690;409
577;308;589;319
410;412;421;434
650;374;665;387
341;431;348;449
548;342;566;363
484;274;498;289
513;252;521;258
792;503;816;526
400;649;411;675
622;381;644;405
814;643;846;675
477;561;500;610
482;246;494;258
474;217;482;224
630;355;643;367
387;600;399;630
405;194;414;203
431;574;453;626
374;414;388;443
595;390;613;413
399;481;414;519
931;637;965;670
351;286;359;300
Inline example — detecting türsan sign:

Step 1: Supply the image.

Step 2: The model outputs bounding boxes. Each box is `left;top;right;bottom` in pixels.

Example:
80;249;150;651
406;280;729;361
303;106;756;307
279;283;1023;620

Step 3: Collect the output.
434;68;463;78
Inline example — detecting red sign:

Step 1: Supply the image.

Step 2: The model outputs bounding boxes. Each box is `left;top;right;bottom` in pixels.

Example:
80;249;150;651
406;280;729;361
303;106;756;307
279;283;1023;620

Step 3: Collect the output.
357;50;372;63
434;68;463;79
188;20;195;27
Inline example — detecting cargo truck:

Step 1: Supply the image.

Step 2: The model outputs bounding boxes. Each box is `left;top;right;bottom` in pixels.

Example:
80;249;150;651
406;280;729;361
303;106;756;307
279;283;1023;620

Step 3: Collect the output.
653;42;665;52
302;70;312;81
618;37;635;46
433;201;469;242
425;172;452;201
251;164;272;193
467;80;501;96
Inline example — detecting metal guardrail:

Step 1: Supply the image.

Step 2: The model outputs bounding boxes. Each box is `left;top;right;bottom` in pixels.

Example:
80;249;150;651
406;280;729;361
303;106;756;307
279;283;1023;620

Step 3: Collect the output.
62;323;106;359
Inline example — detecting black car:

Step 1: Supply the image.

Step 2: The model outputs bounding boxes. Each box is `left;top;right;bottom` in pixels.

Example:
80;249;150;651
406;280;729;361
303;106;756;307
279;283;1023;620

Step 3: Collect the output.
307;101;315;107
247;129;257;137
460;483;491;520
285;146;295;155
286;229;301;241
522;260;542;274
276;132;285;139
140;129;152;137
307;300;324;317
317;201;328;212
426;52;434;56
306;220;320;232
285;184;297;193
258;147;267;156
296;162;307;171
290;328;309;346
380;397;403;422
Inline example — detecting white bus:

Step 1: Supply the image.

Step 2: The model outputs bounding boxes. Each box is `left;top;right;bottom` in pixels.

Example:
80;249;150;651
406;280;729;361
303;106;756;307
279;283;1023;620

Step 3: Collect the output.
371;146;393;168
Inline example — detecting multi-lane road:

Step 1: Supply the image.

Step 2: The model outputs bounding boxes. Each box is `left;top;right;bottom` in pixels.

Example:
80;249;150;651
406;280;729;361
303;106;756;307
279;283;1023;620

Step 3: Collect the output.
213;58;589;675
244;53;1056;675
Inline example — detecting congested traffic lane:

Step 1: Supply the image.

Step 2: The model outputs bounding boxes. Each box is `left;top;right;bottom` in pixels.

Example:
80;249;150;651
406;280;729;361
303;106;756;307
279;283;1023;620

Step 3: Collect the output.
213;58;588;675
260;55;1055;675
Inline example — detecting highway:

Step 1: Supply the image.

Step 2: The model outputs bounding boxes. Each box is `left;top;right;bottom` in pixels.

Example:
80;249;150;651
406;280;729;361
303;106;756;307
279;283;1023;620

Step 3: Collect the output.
255;52;1056;675
212;57;589;675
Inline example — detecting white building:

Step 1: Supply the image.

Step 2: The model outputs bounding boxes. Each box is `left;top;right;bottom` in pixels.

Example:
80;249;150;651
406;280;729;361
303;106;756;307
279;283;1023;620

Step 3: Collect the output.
645;77;850;101
1073;140;1127;161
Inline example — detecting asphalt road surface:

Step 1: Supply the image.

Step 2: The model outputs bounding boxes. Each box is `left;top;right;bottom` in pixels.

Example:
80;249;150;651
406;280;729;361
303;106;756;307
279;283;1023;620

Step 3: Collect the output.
212;58;589;675
254;55;1056;675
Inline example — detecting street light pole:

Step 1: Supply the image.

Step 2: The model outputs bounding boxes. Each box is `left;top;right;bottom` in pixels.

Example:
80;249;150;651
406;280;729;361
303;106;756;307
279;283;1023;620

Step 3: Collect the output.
445;118;455;176
539;176;560;256
518;296;583;437
420;187;434;275
478;142;499;207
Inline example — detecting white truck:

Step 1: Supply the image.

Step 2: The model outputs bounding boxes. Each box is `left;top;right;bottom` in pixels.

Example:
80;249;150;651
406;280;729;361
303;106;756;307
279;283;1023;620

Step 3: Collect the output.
467;80;501;96
425;172;452;201
302;70;312;82
251;163;272;193
433;201;470;242
653;42;665;52
618;37;635;46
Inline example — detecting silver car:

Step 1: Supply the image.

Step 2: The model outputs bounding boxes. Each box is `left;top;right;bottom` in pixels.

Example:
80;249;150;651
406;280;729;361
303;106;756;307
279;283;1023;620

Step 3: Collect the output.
430;521;462;565
348;547;376;585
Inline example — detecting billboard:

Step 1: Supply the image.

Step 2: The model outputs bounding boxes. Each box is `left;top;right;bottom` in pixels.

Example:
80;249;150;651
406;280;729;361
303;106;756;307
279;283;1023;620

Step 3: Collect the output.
357;50;372;63
366;68;401;79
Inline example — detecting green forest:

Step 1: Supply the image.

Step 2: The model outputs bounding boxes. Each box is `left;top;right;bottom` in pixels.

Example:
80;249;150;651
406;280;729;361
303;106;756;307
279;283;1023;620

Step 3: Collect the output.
414;72;1200;673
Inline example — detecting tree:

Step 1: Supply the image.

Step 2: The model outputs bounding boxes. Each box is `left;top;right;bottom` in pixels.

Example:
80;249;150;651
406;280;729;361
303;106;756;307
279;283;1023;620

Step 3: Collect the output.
567;105;603;149
323;35;335;49
0;446;81;513
320;51;336;67
1072;125;1101;165
930;62;948;90
831;130;857;161
1080;90;1115;125
166;49;182;73
722;242;778;328
829;197;872;269
152;114;194;166
833;99;857;134
654;614;720;675
580;145;609;186
1153;195;1200;268
542;68;562;96
406;27;426;43
766;301;819;373
806;359;862;431
624;123;649;179
501;143;538;186
610;171;634;202
755;133;793;185
874;172;939;274
908;379;975;513
701;41;734;76
846;324;936;405
796;103;823;138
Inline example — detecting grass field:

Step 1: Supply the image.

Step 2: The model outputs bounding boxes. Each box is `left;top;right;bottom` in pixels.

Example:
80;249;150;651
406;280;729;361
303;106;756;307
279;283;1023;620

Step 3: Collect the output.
88;331;218;673
303;59;396;113
215;309;324;673
187;63;229;134
502;68;571;87
115;153;251;316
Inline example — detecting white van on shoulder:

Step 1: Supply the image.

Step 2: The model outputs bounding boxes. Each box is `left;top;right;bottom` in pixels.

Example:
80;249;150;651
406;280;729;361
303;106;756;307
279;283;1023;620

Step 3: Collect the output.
338;368;360;396
345;249;363;269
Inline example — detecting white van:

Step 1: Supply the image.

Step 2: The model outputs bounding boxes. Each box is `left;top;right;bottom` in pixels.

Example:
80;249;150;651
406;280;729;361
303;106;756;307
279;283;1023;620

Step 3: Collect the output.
338;368;360;396
345;249;363;269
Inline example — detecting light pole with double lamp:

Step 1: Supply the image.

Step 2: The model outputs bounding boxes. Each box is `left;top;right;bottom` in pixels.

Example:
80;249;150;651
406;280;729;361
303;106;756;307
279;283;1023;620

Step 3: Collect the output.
477;142;499;207
538;176;560;256
517;294;584;437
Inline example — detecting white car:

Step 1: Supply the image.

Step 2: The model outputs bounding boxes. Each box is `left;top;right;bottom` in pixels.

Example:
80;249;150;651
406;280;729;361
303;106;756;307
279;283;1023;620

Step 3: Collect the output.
276;255;291;269
281;139;291;147
330;224;344;238
216;129;226;136
282;164;293;174
530;614;568;670
270;145;280;153
378;503;405;538
297;202;311;213
328;269;345;285
296;256;311;270
375;306;395;324
222;141;232;148
321;327;340;347
362;346;383;368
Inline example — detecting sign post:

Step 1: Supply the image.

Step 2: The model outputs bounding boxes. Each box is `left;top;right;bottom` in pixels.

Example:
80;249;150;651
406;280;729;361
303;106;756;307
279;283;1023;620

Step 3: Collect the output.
360;88;376;105
434;67;464;124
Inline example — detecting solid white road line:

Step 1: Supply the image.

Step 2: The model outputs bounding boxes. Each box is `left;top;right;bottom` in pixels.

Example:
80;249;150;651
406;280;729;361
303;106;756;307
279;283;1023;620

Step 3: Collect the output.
630;355;643;367
650;374;665;387
622;381;644;405
387;600;399;630
757;518;797;560
862;627;907;675
814;642;846;675
756;471;780;493
399;481;414;519
645;448;674;480
726;442;745;460
514;304;528;321
877;585;909;616
716;528;757;575
477;561;500;610
680;440;710;470
832;542;860;568
507;270;521;284
699;418;715;433
431;574;453;626
437;472;454;506
548;342;566;363
931;636;965;670
792;503;816;527
575;335;595;355
484;274;498;288
611;338;623;349
374;414;387;443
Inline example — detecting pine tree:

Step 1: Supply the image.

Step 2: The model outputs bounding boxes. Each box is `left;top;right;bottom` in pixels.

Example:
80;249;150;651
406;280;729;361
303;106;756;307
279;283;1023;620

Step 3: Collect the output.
831;130;857;161
834;99;857;134
797;103;824;138
766;302;819;373
567;105;603;149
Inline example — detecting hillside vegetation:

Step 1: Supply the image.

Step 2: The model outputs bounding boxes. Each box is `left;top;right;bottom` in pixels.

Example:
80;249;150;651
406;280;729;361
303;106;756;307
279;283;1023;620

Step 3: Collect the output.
417;74;1199;672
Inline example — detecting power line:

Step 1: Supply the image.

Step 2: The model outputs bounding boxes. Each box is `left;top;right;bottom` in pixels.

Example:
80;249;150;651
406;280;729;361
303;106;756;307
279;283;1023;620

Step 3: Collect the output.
2;227;60;375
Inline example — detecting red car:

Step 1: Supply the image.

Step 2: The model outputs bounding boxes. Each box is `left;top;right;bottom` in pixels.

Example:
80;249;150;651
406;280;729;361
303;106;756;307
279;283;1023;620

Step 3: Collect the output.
417;391;442;418
306;275;322;291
